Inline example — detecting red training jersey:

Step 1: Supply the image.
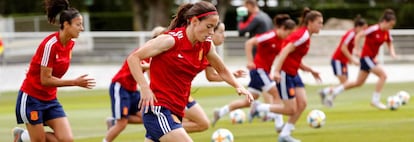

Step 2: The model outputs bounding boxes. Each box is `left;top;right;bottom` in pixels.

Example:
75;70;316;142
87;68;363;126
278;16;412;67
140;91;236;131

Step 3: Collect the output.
361;24;392;58
254;30;283;73
280;27;310;76
21;32;74;101
149;27;211;117
332;29;356;63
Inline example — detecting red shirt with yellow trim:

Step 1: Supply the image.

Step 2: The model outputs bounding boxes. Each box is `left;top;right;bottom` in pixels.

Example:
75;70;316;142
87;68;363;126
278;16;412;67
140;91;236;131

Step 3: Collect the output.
361;24;392;58
149;27;211;117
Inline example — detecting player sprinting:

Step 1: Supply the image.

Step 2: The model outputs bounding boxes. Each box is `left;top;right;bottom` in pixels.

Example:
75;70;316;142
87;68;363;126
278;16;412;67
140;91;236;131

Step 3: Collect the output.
212;14;297;132
13;0;95;141
318;15;368;107
251;8;323;142
321;9;397;110
127;1;253;142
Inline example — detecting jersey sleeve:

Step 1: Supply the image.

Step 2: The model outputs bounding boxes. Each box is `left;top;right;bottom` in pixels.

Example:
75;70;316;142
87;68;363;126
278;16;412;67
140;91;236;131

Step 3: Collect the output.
386;31;393;43
364;25;379;36
256;31;275;43
292;30;310;47
40;41;57;68
342;31;355;46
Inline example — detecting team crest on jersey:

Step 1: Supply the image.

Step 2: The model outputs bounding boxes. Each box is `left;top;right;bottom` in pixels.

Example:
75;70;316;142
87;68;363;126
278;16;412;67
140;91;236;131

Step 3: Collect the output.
384;34;388;41
198;48;204;61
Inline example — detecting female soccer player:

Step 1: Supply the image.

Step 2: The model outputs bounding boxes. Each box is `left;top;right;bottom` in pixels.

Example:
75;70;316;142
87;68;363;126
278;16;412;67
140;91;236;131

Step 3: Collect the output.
127;2;253;142
322;9;397;110
253;8;323;142
212;14;297;131
13;0;95;141
319;15;368;107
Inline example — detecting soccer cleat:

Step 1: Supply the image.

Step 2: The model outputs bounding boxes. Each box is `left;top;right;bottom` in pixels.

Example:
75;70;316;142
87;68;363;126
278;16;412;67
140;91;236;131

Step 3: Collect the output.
106;117;115;130
278;135;301;142
371;101;387;110
248;101;260;123
211;109;221;127
319;89;327;105
275;123;284;133
12;127;24;142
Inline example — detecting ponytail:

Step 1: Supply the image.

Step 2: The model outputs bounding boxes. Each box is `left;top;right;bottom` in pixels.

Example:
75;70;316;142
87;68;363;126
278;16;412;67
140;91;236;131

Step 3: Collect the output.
299;7;322;26
168;1;218;30
168;3;194;30
44;0;80;29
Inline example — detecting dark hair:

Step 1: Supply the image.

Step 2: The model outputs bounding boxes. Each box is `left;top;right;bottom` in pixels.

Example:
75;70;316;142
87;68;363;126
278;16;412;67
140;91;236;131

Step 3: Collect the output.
354;14;367;27
168;1;217;30
380;9;396;22
299;7;322;26
45;0;80;29
245;0;258;7
273;14;296;30
214;21;223;32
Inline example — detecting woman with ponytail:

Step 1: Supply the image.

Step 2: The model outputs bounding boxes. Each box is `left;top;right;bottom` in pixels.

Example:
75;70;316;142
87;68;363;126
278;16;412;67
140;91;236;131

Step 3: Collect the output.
322;9;397;110
319;15;368;107
13;0;95;141
270;8;323;142
127;1;253;142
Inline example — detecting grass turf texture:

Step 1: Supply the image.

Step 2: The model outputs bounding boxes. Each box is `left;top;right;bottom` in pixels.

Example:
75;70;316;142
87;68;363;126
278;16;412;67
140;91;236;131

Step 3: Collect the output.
1;82;413;142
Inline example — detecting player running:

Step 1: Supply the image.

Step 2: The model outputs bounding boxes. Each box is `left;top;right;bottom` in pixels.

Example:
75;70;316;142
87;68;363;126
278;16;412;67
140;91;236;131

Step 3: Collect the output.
321;9;397;110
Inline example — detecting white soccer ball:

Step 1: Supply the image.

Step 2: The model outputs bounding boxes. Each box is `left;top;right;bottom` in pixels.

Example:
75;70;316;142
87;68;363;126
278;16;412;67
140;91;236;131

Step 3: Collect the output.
396;90;410;105
387;95;402;110
306;109;326;128
211;128;234;142
229;109;246;124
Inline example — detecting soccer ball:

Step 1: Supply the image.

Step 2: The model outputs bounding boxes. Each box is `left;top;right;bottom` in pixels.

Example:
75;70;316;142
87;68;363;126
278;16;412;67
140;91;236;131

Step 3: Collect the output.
396;90;410;105
387;95;402;110
229;109;246;124
211;128;234;142
306;109;326;128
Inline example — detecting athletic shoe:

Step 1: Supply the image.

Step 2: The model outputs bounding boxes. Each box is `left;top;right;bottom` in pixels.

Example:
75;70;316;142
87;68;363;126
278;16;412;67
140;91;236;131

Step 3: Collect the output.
278;135;301;142
106;117;115;130
261;112;274;122
211;109;220;127
319;89;334;108
371;101;387;110
12;127;24;142
275;123;284;133
248;101;260;123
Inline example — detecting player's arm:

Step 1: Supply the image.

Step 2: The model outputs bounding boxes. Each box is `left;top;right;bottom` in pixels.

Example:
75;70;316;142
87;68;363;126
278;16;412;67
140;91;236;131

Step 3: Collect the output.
40;67;95;89
386;37;397;58
273;42;295;82
205;66;246;82
245;36;258;70
238;18;258;36
341;34;359;65
299;63;321;83
353;31;366;57
127;34;174;111
206;45;253;101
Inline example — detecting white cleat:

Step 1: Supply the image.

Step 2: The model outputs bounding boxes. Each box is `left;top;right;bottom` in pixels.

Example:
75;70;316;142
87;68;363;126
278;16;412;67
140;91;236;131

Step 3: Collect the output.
106;117;115;130
211;109;221;127
278;135;301;142
371;101;387;110
12;127;24;142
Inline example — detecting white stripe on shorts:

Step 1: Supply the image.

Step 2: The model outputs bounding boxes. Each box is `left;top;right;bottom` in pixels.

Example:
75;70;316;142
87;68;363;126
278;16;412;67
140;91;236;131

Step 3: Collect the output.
155;106;171;134
334;60;342;76
280;71;289;100
114;82;121;119
257;69;273;92
20;92;29;123
364;57;376;69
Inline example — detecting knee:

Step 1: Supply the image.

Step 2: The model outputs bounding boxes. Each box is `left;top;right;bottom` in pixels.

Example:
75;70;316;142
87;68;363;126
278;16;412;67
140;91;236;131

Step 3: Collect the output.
285;105;297;115
115;119;129;129
198;119;210;131
56;135;74;142
380;74;387;80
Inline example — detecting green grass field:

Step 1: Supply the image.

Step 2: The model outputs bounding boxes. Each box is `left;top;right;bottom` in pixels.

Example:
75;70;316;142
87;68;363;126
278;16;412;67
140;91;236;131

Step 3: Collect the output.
1;82;413;142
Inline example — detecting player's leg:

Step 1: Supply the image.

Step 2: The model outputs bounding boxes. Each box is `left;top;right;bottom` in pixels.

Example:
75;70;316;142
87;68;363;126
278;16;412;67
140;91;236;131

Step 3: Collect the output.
183;98;210;133
45;117;73;142
320;60;348;105
144;106;192;142
369;65;387;109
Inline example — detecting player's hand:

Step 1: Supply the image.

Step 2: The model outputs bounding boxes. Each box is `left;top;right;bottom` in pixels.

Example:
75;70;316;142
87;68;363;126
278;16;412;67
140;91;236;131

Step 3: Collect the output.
74;74;95;89
138;86;158;113
311;70;322;83
236;87;254;103
351;58;360;66
233;69;247;78
246;62;256;70
273;71;281;83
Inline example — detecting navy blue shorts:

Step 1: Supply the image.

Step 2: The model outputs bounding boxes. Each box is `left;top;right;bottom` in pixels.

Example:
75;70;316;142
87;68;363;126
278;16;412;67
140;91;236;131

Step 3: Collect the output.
15;90;66;125
185;96;197;109
331;59;348;77
360;56;376;72
109;82;140;119
276;71;305;100
247;69;276;95
143;106;182;142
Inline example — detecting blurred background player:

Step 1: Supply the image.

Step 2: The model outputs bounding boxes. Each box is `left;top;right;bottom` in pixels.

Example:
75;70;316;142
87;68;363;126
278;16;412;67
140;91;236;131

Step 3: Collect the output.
127;1;253;141
321;9;397;110
237;0;273;38
212;14;297;132
13;0;95;141
253;8;323;142
319;15;368;107
103;26;164;142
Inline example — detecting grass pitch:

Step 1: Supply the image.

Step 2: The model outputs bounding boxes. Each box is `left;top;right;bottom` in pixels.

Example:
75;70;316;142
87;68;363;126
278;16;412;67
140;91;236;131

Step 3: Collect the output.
1;82;414;142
